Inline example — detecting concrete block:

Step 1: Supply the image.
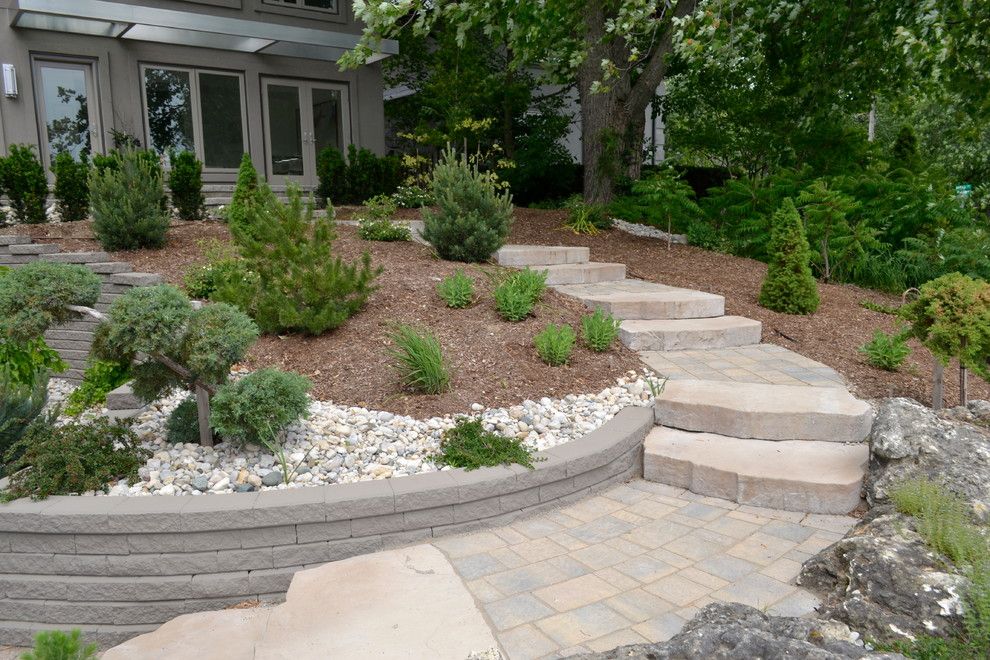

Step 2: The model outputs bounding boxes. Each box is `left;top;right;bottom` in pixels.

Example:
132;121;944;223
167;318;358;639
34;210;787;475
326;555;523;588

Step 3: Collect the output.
496;245;589;266
402;506;454;530
107;272;163;286
539;262;626;285
538;477;577;503
8;243;58;255
272;542;330;568
0;236;31;246
216;547;274;572
452;497;502;524
88;262;133;274
40;251;112;264
295;520;349;544
351;513;405;537
390;470;460;512
619;316;763;351
324;479;394;522
449;465;519;501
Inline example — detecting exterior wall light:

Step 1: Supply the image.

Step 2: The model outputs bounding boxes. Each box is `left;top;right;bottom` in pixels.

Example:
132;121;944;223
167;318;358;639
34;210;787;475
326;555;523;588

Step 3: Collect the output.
2;64;17;98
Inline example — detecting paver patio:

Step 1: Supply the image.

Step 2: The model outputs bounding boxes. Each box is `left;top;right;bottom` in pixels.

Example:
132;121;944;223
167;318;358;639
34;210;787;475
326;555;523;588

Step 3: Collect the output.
432;479;855;660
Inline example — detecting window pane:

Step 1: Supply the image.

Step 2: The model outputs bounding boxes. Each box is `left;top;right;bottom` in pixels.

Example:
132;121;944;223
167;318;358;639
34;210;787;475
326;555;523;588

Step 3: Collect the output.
312;87;342;157
144;67;194;156
267;84;303;176
199;73;244;169
303;0;336;9
39;65;91;162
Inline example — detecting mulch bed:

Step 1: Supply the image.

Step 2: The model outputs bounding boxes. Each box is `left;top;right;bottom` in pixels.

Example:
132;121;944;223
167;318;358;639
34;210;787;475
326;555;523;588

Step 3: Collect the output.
8;217;641;417
10;206;988;409
507;208;990;406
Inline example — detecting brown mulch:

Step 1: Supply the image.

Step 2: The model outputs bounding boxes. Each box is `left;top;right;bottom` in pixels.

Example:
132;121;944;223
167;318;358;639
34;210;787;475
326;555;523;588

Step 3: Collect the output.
507;208;990;407
9;218;641;417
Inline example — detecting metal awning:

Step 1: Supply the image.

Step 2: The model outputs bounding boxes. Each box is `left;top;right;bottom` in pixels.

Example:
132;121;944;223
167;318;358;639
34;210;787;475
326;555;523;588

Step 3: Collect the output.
11;0;398;63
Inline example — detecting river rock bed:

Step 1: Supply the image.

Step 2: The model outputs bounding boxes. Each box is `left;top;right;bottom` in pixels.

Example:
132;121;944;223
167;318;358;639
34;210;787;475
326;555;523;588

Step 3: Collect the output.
59;371;657;497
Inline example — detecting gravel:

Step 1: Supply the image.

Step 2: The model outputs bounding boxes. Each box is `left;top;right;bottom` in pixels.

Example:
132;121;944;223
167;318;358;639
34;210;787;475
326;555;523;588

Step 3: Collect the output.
611;217;688;244
68;370;659;497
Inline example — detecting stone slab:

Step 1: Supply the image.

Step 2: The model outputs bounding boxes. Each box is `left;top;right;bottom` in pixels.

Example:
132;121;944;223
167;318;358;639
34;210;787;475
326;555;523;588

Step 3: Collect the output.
620;316;762;351
103;545;496;659
644;428;868;514
555;279;724;320
0;236;31;246
497;245;590;267
654;379;873;443
538;262;627;286
39;252;111;264
7;244;58;255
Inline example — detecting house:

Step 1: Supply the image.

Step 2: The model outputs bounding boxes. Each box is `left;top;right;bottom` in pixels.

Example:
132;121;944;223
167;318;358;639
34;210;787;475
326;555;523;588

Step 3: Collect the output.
0;0;397;193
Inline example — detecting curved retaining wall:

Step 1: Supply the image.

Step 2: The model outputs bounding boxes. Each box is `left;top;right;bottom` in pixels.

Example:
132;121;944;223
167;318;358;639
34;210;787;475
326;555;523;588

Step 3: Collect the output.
0;406;653;647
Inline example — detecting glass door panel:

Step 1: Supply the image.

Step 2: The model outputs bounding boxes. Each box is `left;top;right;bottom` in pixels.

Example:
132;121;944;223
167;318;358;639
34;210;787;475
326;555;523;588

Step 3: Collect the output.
311;87;342;157
144;67;195;157
266;83;304;177
35;61;100;167
199;72;244;169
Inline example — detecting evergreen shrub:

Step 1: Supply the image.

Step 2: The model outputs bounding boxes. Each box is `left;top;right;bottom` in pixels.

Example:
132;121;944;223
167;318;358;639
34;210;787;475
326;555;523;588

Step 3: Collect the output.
758;198;820;314
168;150;205;220
52;152;90;222
210;368;311;447
0;145;48;224
90;148;170;250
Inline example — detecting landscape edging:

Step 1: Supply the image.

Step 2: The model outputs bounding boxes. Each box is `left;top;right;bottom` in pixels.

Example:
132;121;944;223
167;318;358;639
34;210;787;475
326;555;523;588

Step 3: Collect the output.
0;405;653;647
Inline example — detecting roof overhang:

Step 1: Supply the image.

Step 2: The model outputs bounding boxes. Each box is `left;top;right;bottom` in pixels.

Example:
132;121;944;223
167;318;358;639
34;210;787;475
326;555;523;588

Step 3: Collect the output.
10;0;397;63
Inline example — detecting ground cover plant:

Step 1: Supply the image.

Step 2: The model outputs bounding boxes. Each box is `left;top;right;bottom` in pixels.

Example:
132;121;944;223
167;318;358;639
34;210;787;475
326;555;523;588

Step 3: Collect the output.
581;310;621;352
436;418;537;470
535;323;576;366
387;324;449;394
563;196;609;235
421;148;513;262
859;329;911;371
436;270;475;308
89;147;170;250
494;268;547;321
358;194;411;241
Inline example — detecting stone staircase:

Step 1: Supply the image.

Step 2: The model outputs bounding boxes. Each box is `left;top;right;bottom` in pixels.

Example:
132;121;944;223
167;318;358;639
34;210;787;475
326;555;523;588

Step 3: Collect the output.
496;244;873;514
0;235;163;382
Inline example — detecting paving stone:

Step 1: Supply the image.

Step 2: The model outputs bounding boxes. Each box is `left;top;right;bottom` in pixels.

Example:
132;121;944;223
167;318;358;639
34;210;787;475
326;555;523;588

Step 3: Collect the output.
485;562;573;596
703;515;761;539
643;574;711;607
533;574;620;612
570;544;629;571
466;578;504;604
761;520;818;543
452;553;509;580
489;547;528;570
726;532;797;566
677;502;727;522
600;484;652;505
567;516;636;545
485;594;556;630
605;588;676;623
512;517;566;540
535;602;631;647
677;567;729;590
585;627;650;652
620;519;691;549
433;531;506;559
766;589;821;617
559;496;627;523
710;571;796;609
624;499;677;520
631;612;686;642
510;538;569;563
693;554;759;582
593;567;641;593
614;555;677;583
661;529;734;562
498;624;559;660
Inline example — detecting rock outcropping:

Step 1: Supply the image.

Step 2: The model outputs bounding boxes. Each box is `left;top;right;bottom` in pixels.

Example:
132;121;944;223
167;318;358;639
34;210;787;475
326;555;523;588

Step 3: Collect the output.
568;603;903;659
867;398;990;520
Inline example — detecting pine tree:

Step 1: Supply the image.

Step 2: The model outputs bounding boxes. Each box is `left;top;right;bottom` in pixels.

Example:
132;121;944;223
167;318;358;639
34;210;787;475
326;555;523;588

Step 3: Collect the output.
758;198;820;314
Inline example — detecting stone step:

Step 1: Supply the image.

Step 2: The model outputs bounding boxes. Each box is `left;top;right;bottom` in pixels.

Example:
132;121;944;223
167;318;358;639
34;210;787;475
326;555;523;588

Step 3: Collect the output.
496;245;589;267
40;251;112;264
108;272;163;287
0;236;31;246
619;316;763;351
89;262;134;274
8;243;59;255
654;379;873;443
538;262;626;286
106;383;141;411
555;279;725;320
644;427;868;514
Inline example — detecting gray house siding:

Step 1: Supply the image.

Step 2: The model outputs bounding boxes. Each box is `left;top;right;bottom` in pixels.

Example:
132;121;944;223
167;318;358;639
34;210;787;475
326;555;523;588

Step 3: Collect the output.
0;0;387;187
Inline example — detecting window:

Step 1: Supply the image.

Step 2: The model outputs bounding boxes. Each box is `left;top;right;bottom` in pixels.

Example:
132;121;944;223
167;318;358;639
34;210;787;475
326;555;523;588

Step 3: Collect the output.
32;57;102;170
263;0;338;14
141;65;247;170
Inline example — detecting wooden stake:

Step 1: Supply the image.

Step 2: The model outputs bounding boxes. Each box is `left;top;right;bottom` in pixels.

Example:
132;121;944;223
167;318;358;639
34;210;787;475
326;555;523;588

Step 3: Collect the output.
933;361;944;410
960;366;968;408
196;384;214;447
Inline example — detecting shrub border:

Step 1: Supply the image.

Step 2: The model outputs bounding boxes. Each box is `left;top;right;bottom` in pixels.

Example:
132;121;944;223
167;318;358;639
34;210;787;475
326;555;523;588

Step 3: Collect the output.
0;406;653;647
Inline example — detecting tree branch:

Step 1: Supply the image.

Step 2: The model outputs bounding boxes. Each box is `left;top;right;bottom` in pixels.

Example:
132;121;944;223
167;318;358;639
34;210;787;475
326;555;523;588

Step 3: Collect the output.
626;0;699;116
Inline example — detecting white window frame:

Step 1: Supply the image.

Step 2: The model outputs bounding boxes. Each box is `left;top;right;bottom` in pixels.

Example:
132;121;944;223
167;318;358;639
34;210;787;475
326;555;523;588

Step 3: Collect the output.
31;55;103;172
139;63;249;172
261;0;339;15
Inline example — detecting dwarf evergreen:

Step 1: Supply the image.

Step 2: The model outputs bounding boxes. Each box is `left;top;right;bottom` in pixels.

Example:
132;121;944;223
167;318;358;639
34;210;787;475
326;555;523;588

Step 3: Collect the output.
758;198;820;314
227;154;275;237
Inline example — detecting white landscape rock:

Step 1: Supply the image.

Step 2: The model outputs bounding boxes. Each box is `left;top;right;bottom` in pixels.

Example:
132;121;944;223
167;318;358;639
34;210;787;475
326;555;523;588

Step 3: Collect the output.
87;370;659;497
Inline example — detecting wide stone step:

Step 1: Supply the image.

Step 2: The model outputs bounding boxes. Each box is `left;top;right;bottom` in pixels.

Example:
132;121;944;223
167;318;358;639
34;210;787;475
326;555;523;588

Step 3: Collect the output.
654;379;873;443
620;316;762;351
89;262;133;274
0;236;31;246
538;262;626;285
496;245;589;267
8;243;59;255
106;383;142;411
40;251;112;264
555;279;724;320
644;427;868;514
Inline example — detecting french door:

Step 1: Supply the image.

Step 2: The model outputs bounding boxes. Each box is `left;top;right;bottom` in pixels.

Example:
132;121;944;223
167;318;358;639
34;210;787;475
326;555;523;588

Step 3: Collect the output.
261;78;350;188
32;57;103;170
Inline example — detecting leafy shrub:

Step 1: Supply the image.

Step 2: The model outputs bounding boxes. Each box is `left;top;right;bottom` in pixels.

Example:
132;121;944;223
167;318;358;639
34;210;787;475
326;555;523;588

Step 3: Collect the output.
226;154;276;238
0;338;65;388
387;324;449;394
436;271;475;308
901;273;990;382
210;369;311;446
581;310;621;352
436;418;537;470
421;148;514;262
563;196;609;235
218;187;381;335
22;629;97;660
494;268;546;321
166;397;201;445
3;414;148;500
859;329;911;371
183;240;254;300
0;371;48;472
625;168;704;235
90;147;170;250
0;261;101;343
316;145;403;205
52;152;90;222
361;193;398;221
392;185;434;208
534;323;576;366
63;360;131;415
758;198;820;314
0;145;48;224
168;150;205;221
686;219;731;252
358;219;411;242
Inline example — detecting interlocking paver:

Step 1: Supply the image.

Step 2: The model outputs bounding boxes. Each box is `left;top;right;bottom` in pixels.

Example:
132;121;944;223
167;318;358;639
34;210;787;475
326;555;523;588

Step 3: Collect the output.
436;481;855;659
